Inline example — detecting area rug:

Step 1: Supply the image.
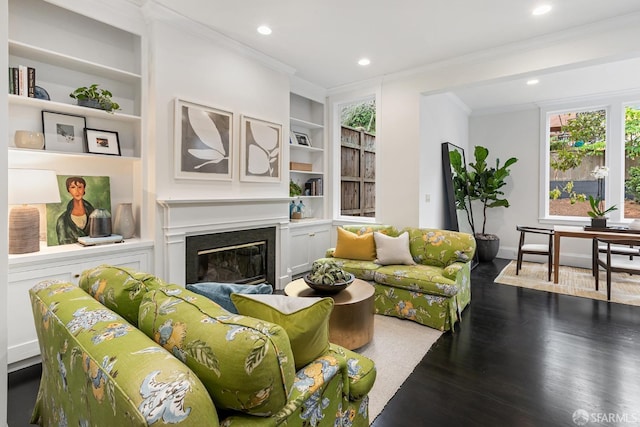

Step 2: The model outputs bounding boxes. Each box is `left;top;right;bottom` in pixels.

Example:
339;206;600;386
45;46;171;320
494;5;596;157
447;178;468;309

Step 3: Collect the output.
356;315;442;421
495;260;640;307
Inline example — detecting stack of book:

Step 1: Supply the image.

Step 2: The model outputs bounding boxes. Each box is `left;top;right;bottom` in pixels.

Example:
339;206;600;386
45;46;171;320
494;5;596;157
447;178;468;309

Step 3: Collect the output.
8;65;36;97
305;177;323;196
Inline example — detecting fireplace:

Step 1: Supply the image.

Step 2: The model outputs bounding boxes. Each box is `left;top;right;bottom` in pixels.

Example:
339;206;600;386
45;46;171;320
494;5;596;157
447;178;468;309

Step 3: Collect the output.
185;227;276;287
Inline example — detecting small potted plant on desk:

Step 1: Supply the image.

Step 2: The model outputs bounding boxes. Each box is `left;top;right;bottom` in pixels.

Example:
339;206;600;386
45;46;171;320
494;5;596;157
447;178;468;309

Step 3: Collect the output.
69;84;120;113
588;165;617;228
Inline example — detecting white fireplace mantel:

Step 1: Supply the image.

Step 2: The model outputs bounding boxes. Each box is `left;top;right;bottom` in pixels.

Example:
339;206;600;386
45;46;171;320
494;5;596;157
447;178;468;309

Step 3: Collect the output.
157;198;291;288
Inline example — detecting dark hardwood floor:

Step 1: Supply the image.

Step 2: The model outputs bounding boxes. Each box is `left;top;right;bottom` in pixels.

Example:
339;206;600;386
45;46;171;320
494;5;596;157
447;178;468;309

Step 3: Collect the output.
373;259;640;427
8;258;640;426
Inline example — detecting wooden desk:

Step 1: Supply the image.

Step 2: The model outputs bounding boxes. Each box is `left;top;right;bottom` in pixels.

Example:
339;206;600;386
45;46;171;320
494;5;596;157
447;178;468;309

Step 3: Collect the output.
552;225;640;283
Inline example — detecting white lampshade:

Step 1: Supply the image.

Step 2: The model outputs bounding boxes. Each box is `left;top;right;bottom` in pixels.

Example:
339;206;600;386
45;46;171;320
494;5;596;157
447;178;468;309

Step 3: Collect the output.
8;168;61;205
8;169;61;254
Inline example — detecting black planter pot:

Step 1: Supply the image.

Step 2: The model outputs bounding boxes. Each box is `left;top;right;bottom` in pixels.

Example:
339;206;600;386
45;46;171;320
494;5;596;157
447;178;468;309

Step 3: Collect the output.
475;234;500;262
590;217;607;228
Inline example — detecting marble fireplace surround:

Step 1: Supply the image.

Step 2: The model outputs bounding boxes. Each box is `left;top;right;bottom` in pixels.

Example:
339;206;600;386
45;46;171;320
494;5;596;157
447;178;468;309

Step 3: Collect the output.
157;198;291;289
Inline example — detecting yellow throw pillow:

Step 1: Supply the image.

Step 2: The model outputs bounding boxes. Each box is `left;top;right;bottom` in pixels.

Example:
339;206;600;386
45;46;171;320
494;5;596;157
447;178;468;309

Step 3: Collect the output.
333;227;376;260
231;293;333;370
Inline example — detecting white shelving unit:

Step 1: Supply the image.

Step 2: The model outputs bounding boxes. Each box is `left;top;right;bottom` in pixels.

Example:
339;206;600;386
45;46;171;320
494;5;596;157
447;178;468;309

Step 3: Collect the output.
289;92;326;221
288;91;331;275
6;0;151;367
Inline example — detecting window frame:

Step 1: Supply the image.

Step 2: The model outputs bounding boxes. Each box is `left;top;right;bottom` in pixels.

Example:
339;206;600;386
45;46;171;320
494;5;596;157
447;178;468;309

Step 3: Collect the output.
538;91;640;226
331;93;378;223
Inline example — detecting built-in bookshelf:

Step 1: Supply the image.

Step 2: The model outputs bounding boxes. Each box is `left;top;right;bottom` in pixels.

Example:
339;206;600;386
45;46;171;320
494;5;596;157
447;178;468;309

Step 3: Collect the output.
289;92;326;221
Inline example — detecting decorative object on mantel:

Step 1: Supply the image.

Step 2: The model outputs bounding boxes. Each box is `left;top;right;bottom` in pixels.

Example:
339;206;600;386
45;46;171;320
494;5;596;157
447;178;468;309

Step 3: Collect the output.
69;83;120;113
8;169;61;254
587;165;617;228
14;130;44;149
240;115;282;183
113;203;135;239
174;98;233;181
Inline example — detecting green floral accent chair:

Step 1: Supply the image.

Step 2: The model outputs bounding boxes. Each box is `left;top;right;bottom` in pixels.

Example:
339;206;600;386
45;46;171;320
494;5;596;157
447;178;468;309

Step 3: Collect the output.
319;225;476;331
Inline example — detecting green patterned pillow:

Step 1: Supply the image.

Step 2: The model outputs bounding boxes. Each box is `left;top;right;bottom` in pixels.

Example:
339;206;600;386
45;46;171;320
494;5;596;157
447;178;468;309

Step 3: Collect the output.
138;286;296;416
79;265;168;326
231;294;334;370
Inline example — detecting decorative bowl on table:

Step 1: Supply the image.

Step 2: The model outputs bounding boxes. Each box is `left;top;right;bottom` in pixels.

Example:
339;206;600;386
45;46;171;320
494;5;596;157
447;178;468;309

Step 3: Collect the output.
304;272;354;294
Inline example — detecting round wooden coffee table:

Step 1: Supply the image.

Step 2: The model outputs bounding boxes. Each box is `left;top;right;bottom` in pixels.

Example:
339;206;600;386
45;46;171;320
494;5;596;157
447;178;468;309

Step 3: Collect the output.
285;278;375;350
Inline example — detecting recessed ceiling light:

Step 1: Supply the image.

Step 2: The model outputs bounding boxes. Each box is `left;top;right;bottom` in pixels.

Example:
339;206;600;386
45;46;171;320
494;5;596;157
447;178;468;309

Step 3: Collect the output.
257;25;272;35
358;58;371;66
532;5;552;15
527;79;540;85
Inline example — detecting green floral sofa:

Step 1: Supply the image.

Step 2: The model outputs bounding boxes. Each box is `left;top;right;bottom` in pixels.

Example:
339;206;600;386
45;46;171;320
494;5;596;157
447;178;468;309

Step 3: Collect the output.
317;225;476;332
29;265;376;427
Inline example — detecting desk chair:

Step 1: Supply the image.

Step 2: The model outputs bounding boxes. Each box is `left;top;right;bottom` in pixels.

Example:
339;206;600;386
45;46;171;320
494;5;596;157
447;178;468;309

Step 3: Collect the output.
594;237;640;300
516;225;554;281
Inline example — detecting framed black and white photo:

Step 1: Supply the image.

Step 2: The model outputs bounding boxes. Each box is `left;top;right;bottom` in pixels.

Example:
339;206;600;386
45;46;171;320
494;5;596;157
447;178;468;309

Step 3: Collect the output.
42;111;86;153
240;115;282;182
85;128;121;156
293;131;311;147
175;98;233;181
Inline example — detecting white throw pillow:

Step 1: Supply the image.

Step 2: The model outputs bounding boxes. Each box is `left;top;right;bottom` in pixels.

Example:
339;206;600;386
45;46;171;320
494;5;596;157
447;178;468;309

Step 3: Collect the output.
374;231;416;265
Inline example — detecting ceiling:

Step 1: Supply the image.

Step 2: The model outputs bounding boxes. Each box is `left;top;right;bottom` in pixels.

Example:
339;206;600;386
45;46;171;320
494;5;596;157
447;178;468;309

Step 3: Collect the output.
154;0;640;111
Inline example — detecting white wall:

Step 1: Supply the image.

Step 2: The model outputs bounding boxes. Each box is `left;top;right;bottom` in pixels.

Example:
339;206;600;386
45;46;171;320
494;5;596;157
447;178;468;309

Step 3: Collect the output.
469;108;540;256
374;16;640;247
419;93;470;229
146;7;292;273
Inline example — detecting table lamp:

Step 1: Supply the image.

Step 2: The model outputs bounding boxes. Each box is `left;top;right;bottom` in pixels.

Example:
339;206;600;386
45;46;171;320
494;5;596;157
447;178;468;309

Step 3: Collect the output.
8;168;61;254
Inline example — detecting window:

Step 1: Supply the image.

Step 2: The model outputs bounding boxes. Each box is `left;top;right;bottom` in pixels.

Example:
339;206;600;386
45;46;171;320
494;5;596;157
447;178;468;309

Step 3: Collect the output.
624;103;640;219
335;98;377;219
541;94;640;223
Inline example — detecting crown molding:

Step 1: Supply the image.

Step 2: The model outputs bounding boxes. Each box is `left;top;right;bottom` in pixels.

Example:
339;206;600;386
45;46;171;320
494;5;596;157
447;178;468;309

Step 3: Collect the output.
379;11;640;86
141;1;295;77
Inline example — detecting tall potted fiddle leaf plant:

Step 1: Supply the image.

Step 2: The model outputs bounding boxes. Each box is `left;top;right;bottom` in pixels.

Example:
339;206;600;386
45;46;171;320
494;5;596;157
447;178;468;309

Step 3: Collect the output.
450;145;518;262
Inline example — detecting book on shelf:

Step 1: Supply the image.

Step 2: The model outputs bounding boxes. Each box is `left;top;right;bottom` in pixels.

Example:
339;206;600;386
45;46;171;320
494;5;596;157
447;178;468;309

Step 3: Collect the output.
305;177;323;196
27;67;35;97
9;65;35;96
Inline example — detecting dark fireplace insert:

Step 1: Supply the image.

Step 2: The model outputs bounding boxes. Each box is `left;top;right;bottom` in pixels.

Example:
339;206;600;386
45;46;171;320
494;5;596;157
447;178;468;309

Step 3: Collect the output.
185;227;276;288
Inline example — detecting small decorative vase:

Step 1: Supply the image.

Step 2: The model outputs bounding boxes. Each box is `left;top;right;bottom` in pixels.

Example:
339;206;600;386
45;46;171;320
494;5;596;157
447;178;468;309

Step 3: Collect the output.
14;130;44;149
591;217;607;228
88;209;112;237
113;203;135;238
630;219;640;230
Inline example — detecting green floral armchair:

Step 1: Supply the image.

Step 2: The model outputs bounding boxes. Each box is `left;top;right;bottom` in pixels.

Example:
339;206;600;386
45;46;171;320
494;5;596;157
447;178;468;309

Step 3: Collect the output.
318;225;476;331
29;265;376;426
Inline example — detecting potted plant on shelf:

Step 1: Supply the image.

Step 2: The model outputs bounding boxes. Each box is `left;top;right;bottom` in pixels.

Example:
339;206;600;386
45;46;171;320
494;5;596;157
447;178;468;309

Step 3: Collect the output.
588;165;617;228
450;145;518;262
69;84;120;113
